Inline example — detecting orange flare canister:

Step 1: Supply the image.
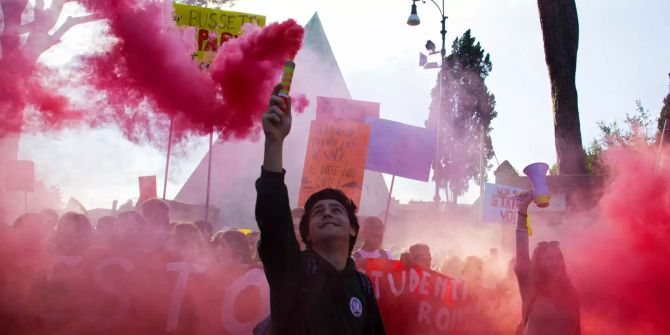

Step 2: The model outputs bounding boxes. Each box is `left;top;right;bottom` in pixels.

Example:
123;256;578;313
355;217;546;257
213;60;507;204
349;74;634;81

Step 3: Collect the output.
278;60;295;110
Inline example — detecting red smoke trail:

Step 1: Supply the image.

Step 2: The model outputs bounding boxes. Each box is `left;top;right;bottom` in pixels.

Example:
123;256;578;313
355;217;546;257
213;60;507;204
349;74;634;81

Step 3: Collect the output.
0;1;81;137
209;19;305;139
79;0;306;145
568;145;670;334
292;94;311;114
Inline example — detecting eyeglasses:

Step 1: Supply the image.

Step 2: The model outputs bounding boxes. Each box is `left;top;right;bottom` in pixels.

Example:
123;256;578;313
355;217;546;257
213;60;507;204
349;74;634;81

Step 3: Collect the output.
537;241;560;247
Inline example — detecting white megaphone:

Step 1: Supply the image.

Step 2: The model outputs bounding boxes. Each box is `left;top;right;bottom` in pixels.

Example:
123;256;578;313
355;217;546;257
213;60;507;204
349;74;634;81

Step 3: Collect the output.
523;162;551;208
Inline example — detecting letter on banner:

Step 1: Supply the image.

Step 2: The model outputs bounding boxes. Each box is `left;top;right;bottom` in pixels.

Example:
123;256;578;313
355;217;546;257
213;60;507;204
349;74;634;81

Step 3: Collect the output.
165;262;206;331
87;257;133;329
222;268;270;334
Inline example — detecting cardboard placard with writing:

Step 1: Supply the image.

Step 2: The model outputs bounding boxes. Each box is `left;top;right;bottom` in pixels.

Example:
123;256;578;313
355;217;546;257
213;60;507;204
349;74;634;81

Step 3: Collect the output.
316;96;380;122
3;160;35;192
138;175;158;206
172;3;266;66
298;121;371;208
483;183;567;224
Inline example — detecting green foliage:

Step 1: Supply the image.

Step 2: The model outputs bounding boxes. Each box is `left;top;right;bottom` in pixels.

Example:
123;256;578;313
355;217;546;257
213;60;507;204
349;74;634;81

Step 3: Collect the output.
657;87;670;140
428;30;497;203
584;100;655;174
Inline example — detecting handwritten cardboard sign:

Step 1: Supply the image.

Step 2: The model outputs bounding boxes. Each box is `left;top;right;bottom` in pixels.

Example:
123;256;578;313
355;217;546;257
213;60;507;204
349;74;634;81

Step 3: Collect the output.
298;121;371;208
138;175;157;206
172;3;266;66
3;160;34;192
316;96;380;122
483;183;567;224
365;119;437;181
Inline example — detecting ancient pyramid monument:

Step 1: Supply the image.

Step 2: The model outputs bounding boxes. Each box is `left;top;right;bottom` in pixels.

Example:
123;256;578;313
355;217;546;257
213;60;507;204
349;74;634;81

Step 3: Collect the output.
175;13;389;228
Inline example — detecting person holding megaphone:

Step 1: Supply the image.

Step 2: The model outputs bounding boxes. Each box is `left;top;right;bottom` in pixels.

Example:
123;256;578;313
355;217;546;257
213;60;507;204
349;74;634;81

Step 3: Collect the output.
514;192;581;335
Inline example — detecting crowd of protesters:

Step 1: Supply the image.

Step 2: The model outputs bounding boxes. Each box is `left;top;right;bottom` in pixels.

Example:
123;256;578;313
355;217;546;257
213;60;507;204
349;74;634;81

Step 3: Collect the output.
0;84;580;334
0;193;578;335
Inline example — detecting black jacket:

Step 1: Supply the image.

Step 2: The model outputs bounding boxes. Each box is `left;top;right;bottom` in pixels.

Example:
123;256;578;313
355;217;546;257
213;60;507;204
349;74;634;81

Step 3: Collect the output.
255;168;386;335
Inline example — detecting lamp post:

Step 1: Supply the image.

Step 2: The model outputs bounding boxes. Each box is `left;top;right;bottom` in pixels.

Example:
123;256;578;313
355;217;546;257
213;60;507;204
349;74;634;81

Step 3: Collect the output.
407;0;448;206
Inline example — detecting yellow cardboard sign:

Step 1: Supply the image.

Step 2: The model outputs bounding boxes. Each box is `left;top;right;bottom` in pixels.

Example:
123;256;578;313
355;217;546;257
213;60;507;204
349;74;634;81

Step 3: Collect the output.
172;3;266;66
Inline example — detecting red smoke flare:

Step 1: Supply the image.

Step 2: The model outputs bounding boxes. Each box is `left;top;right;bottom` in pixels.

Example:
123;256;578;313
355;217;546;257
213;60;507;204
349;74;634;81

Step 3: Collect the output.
569;145;670;334
209;19;305;139
79;0;306;145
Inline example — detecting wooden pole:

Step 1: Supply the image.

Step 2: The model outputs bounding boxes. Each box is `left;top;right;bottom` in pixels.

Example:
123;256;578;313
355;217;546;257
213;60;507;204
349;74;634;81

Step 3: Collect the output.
383;175;396;225
162;116;175;200
204;130;214;221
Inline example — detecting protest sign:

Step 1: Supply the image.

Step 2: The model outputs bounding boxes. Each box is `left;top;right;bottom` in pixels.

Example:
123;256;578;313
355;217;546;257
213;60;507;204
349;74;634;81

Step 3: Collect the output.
3;160;35;192
483;183;567;224
172;3;266;66
316;96;380;122
138;175;157;205
298;121;371;208
365;119;437;181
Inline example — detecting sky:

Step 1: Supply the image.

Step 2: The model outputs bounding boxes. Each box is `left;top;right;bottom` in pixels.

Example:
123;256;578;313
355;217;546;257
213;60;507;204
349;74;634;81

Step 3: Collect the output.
17;0;670;209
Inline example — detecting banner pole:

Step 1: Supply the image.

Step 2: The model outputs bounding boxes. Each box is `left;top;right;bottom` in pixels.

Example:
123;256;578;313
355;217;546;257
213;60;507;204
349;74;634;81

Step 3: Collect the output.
204;130;214;221
163;115;175;200
383;175;396;225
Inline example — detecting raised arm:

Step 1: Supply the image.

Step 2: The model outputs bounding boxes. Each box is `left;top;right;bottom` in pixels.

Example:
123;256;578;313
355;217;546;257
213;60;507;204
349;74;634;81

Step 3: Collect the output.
514;192;533;300
262;84;292;172
255;85;300;283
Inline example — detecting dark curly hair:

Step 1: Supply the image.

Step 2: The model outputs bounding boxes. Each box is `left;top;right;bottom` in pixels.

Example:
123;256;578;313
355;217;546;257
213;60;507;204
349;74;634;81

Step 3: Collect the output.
299;188;359;254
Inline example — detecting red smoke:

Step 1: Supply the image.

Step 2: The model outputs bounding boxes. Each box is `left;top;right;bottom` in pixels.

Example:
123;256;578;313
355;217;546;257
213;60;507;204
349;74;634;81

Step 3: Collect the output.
0;0;80;138
79;0;306;145
292;94;311;114
1;0;307;145
209;19;305;139
568;145;670;334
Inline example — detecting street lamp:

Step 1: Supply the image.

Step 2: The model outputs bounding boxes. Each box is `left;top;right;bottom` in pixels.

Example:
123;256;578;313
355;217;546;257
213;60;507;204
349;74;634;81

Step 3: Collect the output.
407;0;447;59
407;0;448;205
407;1;421;26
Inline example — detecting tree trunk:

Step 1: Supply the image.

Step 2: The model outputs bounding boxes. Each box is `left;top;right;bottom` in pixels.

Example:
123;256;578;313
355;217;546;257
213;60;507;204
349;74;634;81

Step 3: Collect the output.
537;0;585;174
0;0;29;162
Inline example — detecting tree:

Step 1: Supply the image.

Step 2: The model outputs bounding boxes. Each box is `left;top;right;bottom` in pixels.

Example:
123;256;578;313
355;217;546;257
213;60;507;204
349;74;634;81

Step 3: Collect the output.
427;30;497;204
584;100;654;174
537;0;585;175
0;0;101;163
0;0;226;212
656;73;670;144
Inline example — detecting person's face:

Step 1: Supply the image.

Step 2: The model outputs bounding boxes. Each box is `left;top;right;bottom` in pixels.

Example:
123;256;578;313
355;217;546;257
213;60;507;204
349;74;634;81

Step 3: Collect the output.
214;240;233;265
441;258;461;278
362;221;384;249
145;208;169;228
56;222;91;254
538;247;564;278
462;261;483;283
412;246;432;269
308;199;355;246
